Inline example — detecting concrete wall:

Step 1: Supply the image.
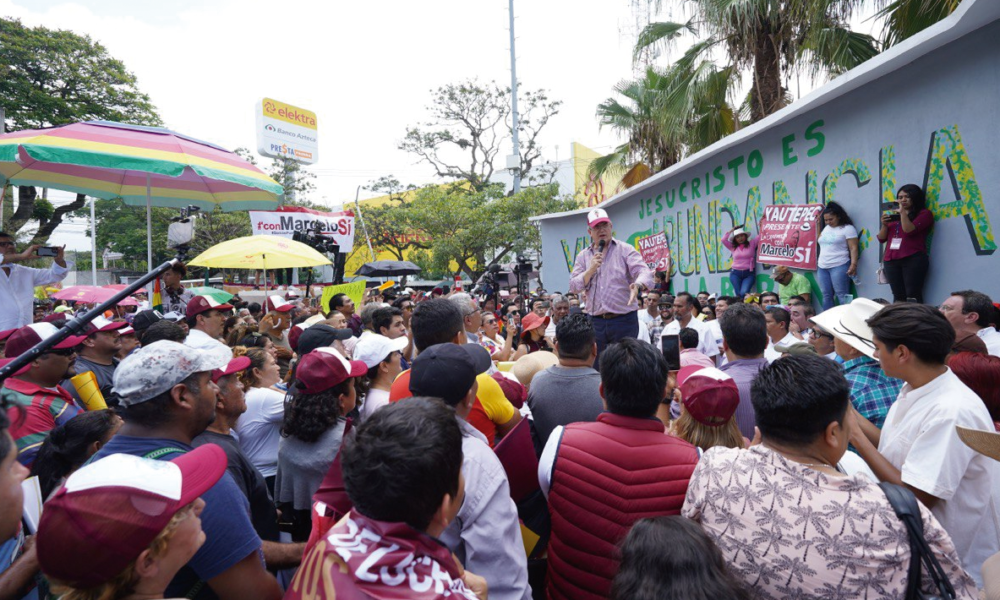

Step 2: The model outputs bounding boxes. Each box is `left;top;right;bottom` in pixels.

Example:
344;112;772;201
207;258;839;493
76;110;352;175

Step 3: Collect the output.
538;5;1000;304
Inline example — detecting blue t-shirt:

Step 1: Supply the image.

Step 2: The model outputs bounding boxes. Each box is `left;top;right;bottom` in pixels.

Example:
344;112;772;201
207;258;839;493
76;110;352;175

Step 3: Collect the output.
92;435;262;600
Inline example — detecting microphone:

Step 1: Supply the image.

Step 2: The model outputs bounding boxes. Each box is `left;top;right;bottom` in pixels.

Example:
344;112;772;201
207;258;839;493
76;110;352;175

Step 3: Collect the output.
598;240;606;253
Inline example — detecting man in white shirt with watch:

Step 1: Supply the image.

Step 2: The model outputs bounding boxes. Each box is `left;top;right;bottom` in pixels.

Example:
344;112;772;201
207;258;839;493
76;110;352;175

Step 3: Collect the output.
0;233;70;330
848;302;1000;587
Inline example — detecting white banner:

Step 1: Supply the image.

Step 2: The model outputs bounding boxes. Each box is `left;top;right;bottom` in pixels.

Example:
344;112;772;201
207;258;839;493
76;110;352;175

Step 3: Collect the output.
249;208;355;252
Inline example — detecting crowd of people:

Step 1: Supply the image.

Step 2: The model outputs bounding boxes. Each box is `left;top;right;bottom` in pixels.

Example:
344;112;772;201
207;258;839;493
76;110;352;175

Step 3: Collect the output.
0;194;998;600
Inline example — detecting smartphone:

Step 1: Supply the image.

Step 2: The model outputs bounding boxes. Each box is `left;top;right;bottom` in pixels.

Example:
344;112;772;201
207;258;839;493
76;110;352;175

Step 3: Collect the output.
36;246;59;257
661;334;681;371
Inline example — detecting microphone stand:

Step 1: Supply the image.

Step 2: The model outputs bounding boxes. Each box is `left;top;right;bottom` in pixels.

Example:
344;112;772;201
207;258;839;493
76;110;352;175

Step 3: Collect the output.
0;246;190;383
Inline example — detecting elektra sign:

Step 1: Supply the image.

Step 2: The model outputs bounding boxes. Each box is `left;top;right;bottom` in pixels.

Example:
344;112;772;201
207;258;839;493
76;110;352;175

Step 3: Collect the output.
255;97;318;164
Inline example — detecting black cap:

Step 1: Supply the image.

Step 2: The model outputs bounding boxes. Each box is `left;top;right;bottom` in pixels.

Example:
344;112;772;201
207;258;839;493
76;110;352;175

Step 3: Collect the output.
297;325;353;355
410;343;492;406
131;310;164;334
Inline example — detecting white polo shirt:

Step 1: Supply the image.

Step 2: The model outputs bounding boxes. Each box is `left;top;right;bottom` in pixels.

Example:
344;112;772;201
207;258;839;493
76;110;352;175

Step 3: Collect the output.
879;368;1000;586
661;316;718;358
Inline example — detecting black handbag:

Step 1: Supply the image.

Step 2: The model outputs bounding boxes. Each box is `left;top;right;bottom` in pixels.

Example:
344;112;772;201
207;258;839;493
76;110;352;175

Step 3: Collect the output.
879;482;958;599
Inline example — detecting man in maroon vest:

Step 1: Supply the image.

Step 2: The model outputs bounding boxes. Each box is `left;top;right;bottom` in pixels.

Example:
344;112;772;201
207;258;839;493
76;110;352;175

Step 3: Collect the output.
538;337;699;600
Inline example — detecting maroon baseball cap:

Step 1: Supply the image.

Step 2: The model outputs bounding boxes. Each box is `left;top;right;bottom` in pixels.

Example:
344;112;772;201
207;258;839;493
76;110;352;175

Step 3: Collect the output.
36;445;227;589
212;356;251;383
266;295;294;313
86;315;128;335
0;328;16;342
295;347;367;394
677;365;740;427
4;323;87;357
186;295;234;319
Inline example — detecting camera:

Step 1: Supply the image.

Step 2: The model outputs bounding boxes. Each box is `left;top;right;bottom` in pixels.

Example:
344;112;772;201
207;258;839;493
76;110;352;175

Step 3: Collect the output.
168;206;200;253
292;229;340;254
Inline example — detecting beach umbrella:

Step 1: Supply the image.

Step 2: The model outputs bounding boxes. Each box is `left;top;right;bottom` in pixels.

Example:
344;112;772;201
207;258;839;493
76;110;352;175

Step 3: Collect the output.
52;285;138;306
0;121;282;287
188;236;331;294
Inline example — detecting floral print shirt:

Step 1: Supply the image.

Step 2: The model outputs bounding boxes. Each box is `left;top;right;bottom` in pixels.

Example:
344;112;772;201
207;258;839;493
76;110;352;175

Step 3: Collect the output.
682;445;977;600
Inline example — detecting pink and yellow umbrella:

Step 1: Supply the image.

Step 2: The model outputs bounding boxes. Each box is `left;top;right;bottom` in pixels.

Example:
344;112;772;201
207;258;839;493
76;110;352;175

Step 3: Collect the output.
0;121;283;285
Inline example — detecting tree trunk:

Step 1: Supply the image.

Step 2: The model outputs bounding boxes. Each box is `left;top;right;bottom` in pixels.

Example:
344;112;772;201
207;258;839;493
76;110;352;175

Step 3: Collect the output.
750;34;783;122
30;193;87;245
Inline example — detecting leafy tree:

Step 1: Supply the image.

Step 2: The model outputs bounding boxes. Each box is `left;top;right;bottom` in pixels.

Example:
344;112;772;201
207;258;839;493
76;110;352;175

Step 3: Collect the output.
0;18;162;244
404;183;577;280
399;80;561;192
357;176;427;261
633;1;878;123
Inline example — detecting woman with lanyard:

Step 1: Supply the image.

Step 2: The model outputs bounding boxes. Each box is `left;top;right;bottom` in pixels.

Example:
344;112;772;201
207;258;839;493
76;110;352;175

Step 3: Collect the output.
877;184;934;303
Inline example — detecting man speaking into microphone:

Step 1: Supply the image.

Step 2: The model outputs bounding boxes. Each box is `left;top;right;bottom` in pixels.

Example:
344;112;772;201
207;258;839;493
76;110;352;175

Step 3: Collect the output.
570;208;654;361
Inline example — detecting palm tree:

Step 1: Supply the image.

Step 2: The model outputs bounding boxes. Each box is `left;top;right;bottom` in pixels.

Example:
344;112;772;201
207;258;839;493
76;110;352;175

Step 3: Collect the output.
589;68;684;191
876;0;964;47
589;57;738;189
634;0;880;123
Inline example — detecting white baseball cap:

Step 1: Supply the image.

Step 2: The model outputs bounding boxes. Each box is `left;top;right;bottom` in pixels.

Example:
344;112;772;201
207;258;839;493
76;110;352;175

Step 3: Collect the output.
352;333;408;369
587;208;611;227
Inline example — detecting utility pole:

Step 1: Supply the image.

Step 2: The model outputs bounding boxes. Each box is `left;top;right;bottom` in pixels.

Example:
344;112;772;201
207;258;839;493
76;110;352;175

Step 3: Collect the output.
508;0;521;194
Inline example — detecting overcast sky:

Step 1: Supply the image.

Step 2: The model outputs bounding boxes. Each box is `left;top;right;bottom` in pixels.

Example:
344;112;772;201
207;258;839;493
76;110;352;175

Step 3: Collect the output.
3;0;882;251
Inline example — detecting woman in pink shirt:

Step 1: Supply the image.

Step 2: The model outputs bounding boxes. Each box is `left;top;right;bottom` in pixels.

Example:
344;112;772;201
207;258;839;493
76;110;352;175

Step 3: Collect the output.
722;226;759;298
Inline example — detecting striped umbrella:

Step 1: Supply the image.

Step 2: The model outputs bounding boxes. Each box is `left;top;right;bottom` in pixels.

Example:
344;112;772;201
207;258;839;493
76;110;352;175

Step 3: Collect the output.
0;121;283;285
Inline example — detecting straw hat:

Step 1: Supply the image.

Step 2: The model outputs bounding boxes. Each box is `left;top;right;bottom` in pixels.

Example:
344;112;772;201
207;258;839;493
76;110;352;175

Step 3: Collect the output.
510;351;559;388
956;426;1000;462
809;298;884;359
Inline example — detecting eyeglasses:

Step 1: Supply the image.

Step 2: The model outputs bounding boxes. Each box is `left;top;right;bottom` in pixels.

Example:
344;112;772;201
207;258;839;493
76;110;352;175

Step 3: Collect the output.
937;304;956;312
809;330;834;341
402;305;414;311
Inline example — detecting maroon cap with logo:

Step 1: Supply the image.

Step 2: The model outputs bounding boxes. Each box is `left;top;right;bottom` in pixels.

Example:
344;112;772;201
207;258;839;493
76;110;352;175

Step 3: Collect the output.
186;295;234;319
677;365;740;427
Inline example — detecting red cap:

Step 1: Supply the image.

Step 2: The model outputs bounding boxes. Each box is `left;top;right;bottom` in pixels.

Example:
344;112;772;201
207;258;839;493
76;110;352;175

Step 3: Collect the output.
266;295;294;313
587;208;611;227
0;328;16;342
5;323;87;357
212;356;251;383
678;366;740;427
295;347;367;394
186;295;234;318
36;445;227;589
520;313;550;338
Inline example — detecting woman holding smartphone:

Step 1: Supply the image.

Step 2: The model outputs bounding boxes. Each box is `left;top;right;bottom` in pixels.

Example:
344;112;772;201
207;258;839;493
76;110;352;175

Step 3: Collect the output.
876;184;934;303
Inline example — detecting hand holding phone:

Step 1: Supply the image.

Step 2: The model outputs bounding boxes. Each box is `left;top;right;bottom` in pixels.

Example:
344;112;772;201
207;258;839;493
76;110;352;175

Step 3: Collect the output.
36;246;59;257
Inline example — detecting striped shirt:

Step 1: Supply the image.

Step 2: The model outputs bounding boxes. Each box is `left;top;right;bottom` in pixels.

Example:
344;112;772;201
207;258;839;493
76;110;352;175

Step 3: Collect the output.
2;378;82;467
842;355;904;429
570;238;654;316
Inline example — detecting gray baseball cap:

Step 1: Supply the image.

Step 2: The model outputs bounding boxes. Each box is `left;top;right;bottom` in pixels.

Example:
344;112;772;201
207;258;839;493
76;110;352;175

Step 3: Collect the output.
113;341;231;407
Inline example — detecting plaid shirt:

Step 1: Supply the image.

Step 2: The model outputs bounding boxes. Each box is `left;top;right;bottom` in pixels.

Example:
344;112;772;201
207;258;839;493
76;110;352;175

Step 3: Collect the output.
842;356;904;428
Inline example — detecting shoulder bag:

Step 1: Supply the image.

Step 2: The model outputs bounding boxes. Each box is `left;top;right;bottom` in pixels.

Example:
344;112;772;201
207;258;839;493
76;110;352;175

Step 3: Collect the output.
879;482;957;600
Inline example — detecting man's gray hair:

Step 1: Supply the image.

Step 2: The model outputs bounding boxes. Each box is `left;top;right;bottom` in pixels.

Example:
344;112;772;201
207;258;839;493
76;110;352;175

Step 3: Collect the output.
360;302;387;328
551;294;568;306
448;292;476;317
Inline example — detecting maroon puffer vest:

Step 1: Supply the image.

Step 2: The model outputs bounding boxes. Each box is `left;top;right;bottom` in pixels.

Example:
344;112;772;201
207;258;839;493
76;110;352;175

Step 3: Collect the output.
546;412;699;600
